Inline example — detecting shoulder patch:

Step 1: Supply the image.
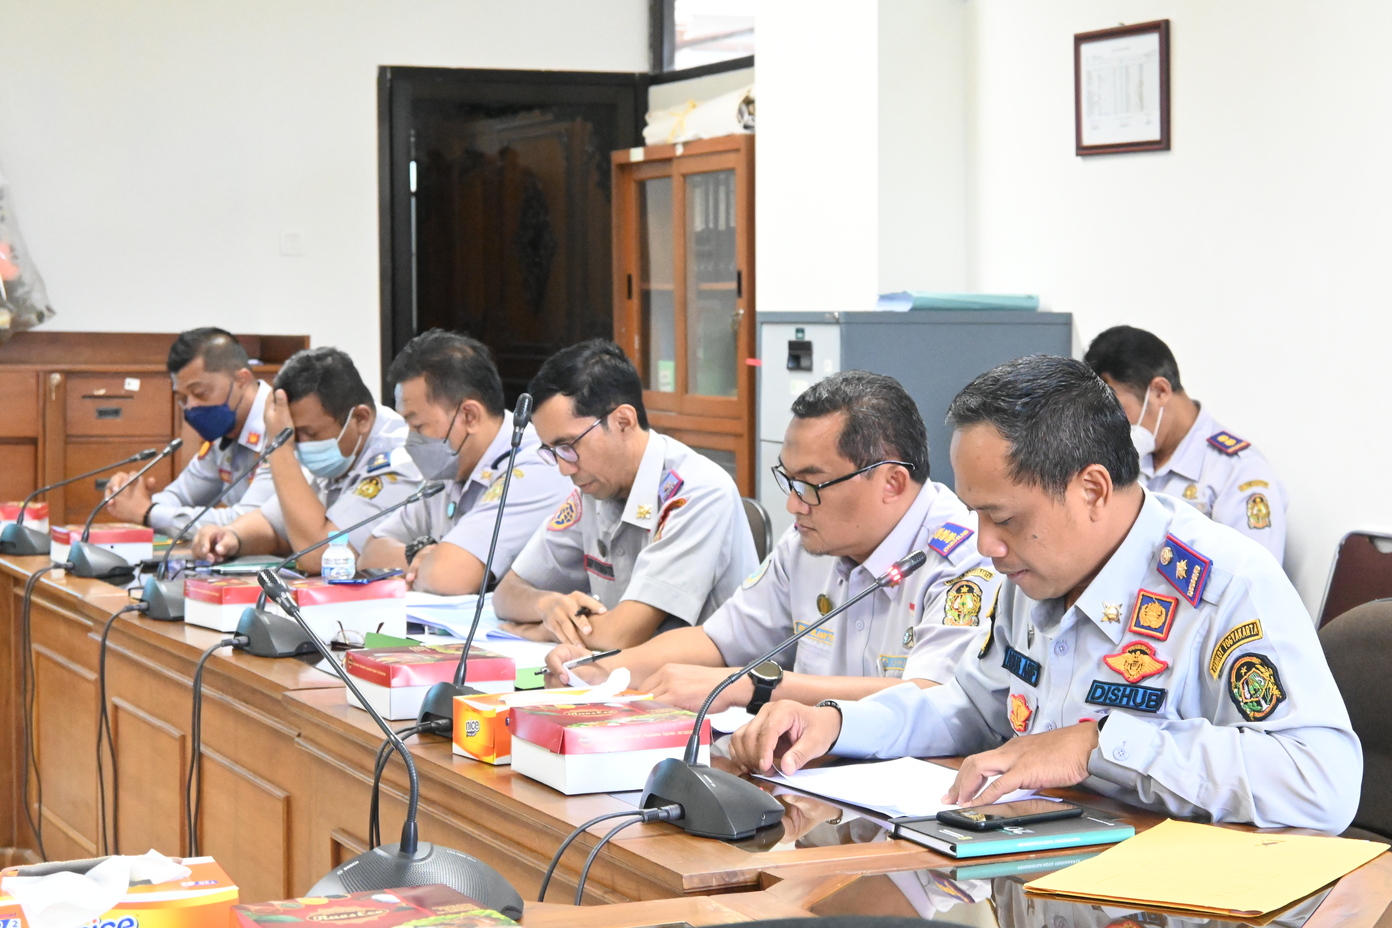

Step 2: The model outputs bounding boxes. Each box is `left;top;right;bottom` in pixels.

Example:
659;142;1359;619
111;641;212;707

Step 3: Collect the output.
742;555;772;590
659;469;684;504
353;476;383;499
1156;534;1212;606
652;497;688;541
1246;493;1272;530
927;522;974;558
366;452;391;473
944;578;983;626
1207;431;1251;455
1227;652;1285;721
197;440;212;460
548;490;582;531
1209;619;1263;678
1237;479;1269;492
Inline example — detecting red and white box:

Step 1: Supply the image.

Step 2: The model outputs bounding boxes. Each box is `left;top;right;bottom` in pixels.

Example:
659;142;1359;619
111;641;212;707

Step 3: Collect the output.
1;501;49;534
510;700;711;794
51;522;153;566
183;574;408;642
184;575;263;632
345;643;515;720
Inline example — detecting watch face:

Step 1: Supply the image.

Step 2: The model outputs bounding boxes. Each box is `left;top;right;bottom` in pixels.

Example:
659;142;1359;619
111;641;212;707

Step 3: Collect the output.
751;659;782;683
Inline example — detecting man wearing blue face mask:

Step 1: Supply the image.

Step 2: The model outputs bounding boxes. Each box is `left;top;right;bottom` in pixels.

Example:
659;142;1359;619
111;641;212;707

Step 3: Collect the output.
105;328;278;534
190;347;423;574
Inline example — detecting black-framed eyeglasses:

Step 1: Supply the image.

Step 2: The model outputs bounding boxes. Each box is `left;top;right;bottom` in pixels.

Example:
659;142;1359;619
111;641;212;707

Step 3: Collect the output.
772;460;916;506
538;412;612;466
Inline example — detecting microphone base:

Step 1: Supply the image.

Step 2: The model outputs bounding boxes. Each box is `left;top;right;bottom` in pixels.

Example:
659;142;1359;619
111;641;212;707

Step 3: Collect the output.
416;681;483;732
69;542;137;580
309;841;523;921
640;758;784;841
140;576;185;620
236;605;318;658
0;523;51;556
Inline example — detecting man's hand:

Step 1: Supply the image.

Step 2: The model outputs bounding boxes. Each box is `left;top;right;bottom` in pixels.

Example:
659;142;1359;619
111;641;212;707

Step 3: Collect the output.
728;701;842;776
402;544;436;588
192;524;241;563
542;644;608;687
944;721;1099;806
646;663;750;712
263;388;295;439
536;591;607;646
498;620;559;643
104;472;156;524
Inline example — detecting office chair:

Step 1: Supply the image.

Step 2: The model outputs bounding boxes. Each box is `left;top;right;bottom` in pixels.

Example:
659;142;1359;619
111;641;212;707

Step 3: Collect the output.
742;496;774;563
1320;599;1392;841
1318;530;1392;627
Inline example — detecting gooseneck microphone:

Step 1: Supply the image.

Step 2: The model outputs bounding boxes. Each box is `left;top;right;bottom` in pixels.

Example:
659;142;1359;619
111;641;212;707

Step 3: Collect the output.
235;481;445;658
416;393;533;732
255;569;523;917
1;447;162;556
69;439;184;579
639;549;930;840
141;427;293;620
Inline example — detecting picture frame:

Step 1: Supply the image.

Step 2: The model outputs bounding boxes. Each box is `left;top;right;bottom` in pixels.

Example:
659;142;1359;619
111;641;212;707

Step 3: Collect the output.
1075;19;1170;156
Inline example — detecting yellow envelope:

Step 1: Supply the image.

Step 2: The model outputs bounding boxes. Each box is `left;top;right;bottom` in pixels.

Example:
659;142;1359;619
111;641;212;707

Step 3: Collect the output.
1026;818;1386;917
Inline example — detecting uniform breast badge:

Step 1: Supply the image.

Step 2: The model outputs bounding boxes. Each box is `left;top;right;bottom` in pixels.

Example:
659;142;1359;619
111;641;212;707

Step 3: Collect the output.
1247;493;1272;529
816;593;833;616
353;476;383;499
1183;484;1198;500
1103;641;1169;684
1008;693;1033;733
1127;589;1179;640
943;579;983;626
1101;602;1121;623
903;626;915;649
1228;652;1286;721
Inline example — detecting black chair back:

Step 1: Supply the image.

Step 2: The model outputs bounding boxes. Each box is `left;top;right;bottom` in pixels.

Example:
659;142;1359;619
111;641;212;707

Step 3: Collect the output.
1319;599;1392;838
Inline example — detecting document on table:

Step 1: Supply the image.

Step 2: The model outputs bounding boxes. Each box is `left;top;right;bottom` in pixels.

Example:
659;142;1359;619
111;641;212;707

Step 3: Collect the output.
1025;818;1387;917
755;757;1036;820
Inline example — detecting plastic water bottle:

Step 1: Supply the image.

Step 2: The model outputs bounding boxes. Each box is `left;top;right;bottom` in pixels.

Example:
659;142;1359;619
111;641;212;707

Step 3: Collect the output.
321;533;355;581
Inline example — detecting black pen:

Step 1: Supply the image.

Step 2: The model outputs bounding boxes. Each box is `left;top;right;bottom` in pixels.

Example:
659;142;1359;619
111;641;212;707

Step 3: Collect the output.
562;648;621;670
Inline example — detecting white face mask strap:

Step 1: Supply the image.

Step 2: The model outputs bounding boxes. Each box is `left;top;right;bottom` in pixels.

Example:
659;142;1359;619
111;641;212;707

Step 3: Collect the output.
1136;389;1150;427
339;407;365;460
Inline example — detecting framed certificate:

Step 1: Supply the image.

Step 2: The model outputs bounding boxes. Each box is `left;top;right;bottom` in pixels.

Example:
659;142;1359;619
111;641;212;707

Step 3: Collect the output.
1075;20;1170;156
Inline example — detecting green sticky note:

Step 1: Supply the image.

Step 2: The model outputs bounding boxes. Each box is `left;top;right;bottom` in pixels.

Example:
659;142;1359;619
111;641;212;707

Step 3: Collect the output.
363;631;418;649
515;666;546;690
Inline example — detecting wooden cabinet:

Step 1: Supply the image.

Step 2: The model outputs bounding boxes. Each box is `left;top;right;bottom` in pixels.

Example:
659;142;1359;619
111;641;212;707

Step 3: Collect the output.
612;135;756;494
0;332;308;524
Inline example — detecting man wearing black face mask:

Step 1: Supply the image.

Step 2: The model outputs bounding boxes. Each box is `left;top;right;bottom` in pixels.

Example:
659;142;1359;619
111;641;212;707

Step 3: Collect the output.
105;327;278;535
357;330;571;595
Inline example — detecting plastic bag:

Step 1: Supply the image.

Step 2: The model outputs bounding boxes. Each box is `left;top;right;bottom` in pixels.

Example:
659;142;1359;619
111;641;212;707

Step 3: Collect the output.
0;165;56;340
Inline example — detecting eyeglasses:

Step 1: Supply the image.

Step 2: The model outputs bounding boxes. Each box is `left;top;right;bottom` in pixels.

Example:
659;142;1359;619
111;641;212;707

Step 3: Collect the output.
772;460;916;506
330;622;385;651
538;413;611;466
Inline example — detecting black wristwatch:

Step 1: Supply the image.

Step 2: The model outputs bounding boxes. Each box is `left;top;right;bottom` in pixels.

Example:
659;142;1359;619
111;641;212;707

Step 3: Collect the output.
746;659;784;714
404;535;437;565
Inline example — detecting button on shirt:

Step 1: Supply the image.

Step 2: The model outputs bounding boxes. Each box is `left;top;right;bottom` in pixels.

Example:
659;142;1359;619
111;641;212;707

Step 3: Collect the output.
1143;406;1287;564
703;481;1000;683
509;431;757;625
833;491;1361;832
258;405;423;554
148;381;278;536
370;412;571;579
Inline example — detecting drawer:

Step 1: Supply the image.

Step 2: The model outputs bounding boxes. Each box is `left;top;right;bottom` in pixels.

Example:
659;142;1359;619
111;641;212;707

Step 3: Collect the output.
66;372;172;437
0;370;40;437
64;439;176;524
0;440;38;501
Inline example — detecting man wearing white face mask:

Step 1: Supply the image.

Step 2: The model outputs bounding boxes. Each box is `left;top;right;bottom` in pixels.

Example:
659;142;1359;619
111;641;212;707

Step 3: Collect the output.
192;347;423;574
356;330;571;594
1085;326;1287;565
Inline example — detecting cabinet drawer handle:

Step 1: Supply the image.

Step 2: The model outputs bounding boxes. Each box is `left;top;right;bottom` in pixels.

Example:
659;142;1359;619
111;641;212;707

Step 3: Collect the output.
96;407;123;420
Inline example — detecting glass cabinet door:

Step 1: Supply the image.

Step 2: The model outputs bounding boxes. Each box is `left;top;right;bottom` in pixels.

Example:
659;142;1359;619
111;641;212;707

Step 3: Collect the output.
685;170;739;398
639;177;676;394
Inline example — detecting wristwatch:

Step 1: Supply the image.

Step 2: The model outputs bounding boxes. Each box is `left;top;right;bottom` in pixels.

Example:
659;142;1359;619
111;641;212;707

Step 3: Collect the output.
816;699;843;749
404;535;436;565
746;659;784;714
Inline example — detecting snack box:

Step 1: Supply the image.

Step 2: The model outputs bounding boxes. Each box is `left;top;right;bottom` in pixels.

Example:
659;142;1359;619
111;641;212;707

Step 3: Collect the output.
1;501;49;534
184;575;262;632
51;522;153;567
451;689;651;766
0;856;237;928
183;575;407;642
230;883;518;928
510;699;710;794
345;643;515;720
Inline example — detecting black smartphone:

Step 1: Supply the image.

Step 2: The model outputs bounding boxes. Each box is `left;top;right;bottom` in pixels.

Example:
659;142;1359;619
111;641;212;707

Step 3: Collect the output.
935;798;1084;831
327;567;404;585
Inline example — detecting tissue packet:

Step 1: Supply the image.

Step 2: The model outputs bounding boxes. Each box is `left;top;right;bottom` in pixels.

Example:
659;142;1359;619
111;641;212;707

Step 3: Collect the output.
231;884;517;928
0;856;237;928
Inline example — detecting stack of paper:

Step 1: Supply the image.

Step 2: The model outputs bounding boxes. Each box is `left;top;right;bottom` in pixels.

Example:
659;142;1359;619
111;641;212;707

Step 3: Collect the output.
404;592;553;687
756;757;1034;820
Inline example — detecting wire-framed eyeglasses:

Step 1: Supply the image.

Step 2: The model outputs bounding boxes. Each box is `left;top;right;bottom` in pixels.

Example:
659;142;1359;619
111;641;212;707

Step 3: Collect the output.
772;460;915;506
538;412;612;466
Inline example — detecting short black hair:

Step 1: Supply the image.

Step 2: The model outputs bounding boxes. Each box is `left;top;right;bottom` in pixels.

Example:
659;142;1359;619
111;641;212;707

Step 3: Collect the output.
275;347;375;424
167;327;250;376
387;329;505;416
947;355;1139;496
1083;325;1185;398
790;371;929;483
528;339;649;430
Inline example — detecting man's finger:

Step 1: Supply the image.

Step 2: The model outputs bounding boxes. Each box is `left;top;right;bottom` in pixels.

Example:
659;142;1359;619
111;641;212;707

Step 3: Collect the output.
968;772;1019;807
576;592;607;615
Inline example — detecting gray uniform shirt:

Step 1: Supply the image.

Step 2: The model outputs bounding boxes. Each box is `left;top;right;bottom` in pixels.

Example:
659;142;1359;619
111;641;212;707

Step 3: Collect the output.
370;412;571;579
1143;406;1287;565
833;490;1361;833
703;481;1000;683
148;380;278;536
258;405;423;553
509;430;757;625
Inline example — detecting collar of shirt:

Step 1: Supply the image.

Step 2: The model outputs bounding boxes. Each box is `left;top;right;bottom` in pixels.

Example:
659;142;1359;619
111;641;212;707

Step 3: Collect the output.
1035;489;1170;643
466;411;515;489
236;381;273;453
832;480;941;598
621;430;667;531
1149;405;1217;482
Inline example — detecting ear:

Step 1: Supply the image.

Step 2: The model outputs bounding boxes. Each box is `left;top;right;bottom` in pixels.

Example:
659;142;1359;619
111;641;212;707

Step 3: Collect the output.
457;399;487;431
233;367;255;387
881;463;913;503
610;404;640;432
1149;376;1175;404
1075;463;1115;521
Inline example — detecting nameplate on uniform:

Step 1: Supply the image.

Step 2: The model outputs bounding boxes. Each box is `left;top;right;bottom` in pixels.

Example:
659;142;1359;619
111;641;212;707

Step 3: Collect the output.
583;555;615;581
1156;534;1211;607
1085;680;1166;713
1001;646;1041;687
1207;431;1251;455
928;522;973;558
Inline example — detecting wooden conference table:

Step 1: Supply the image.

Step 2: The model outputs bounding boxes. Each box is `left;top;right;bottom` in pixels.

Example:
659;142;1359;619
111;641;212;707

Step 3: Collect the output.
3;554;1390;926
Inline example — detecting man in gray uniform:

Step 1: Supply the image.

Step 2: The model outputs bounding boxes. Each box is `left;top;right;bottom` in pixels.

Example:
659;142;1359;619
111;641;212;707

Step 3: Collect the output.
105;328;276;535
1085;326;1287;564
191;347;422;573
494;339;758;650
357;330;570;595
732;356;1360;833
548;372;1000;712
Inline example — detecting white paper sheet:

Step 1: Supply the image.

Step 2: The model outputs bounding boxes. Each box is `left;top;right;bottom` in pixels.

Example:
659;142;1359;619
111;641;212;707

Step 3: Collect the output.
756;757;1037;819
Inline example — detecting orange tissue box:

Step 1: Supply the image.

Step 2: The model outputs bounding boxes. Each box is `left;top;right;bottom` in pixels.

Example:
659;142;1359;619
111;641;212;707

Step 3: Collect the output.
0;856;237;928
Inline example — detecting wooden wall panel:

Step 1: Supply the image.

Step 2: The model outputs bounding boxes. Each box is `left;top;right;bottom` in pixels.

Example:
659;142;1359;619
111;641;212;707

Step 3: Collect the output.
34;649;98;860
111;698;186;857
200;750;292;904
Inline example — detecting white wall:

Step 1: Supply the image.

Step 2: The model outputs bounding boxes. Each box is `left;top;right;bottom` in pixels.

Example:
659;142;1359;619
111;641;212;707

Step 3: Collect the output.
968;1;1392;610
0;0;648;391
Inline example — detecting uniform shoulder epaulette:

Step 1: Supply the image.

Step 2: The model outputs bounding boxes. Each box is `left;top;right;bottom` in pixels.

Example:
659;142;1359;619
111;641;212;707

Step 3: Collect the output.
927;522;973;558
1207;431;1251;456
366;451;392;473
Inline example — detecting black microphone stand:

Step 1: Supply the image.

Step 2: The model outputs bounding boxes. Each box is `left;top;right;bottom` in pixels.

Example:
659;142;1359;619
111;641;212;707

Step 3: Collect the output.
70;439;184;579
1;447;161;556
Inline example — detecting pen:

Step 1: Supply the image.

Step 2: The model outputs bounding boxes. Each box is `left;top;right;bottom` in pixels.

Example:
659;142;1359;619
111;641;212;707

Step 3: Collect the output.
562;648;621;670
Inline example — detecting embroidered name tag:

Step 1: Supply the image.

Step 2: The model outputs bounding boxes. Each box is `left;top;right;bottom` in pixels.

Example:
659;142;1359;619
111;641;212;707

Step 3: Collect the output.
1002;646;1041;687
1085;680;1166;713
583;555;615;580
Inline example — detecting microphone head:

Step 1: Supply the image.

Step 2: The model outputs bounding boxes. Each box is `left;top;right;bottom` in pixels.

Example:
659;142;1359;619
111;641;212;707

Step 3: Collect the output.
266;427;295;453
413;481;446;501
136;447;162;461
512;393;534;430
884;550;929;587
165;437;184;452
256;568;296;611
